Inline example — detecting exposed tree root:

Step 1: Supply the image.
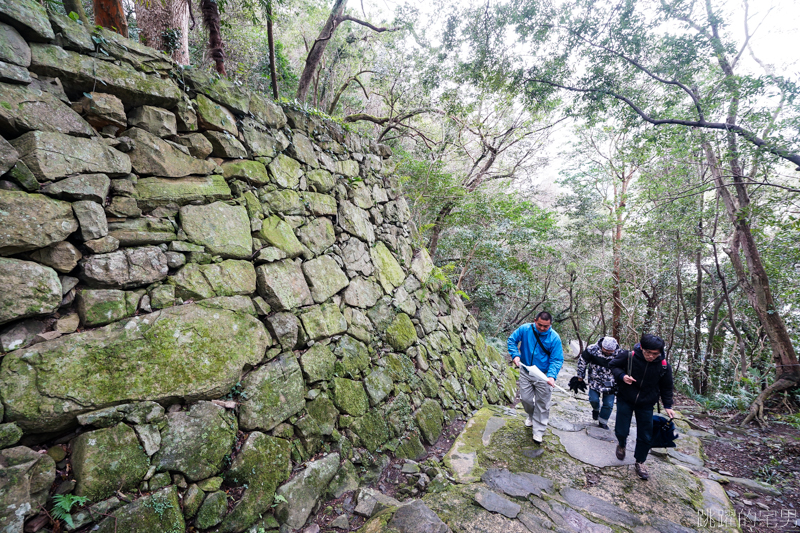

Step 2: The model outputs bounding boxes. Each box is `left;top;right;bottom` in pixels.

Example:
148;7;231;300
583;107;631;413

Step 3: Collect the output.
741;376;800;427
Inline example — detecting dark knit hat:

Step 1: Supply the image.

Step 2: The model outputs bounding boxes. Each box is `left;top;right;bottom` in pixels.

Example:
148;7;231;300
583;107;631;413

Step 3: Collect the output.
640;334;665;352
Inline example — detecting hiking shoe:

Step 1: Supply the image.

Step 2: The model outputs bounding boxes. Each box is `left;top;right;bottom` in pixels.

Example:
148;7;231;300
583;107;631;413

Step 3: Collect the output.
592;410;599;421
615;445;626;460
598;422;609;430
635;462;649;480
524;416;533;427
532;433;543;444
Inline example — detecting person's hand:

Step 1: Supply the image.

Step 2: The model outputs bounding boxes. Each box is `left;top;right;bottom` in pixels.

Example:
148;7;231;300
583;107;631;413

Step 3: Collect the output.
547;377;555;388
665;408;676;419
623;374;636;385
513;356;521;367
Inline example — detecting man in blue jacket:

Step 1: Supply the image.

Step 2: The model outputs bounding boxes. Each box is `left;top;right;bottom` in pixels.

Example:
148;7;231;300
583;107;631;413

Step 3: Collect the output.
507;311;564;443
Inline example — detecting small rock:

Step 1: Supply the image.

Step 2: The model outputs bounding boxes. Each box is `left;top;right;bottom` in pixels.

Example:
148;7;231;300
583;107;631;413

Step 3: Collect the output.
756;502;770;511
742;500;754;506
726;490;740;498
330;514;349;529
474;487;520;518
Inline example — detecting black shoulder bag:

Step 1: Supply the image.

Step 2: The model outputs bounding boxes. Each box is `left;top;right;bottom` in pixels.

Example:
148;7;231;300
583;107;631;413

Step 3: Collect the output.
532;329;551;357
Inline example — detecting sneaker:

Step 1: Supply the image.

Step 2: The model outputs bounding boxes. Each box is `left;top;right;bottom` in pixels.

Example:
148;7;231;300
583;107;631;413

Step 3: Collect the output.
524;416;533;427
532;433;543;444
592;410;599;421
598;422;609;430
635;462;649;480
615;445;626;460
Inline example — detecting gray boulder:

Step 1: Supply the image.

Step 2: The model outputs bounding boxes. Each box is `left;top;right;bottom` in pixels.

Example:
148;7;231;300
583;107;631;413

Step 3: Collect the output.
28;241;82;273
0;446;55;533
170;260;257;300
256;260;313;310
0;134;18;175
71;423;149;501
95;487;184;533
79;246;168;289
124;127;215;177
0;304;270;432
239;354;306;431
338;201;375;244
0;258;61;325
72;92;127;132
275;453;340;528
180;202;253;259
0;190;78;255
296;218;336;255
106;218;176;246
30;44;181;108
205;130;247;158
266;312;301;351
76;289;136;327
303;255;349;303
0;0;54;41
40;173;110;203
0;81;94;138
388;500;450;533
155;401;237;481
127;106;177;137
134;174;232;211
300;303;348;341
73;200;108;240
0;22;30;66
11;130;130;181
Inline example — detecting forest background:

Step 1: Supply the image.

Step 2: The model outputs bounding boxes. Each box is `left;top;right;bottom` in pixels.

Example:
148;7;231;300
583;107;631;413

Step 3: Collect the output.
66;0;800;427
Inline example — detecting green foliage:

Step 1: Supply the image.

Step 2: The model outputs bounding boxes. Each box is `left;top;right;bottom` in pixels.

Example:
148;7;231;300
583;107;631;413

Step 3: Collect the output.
51;494;89;528
143;492;174;518
271;494;287;507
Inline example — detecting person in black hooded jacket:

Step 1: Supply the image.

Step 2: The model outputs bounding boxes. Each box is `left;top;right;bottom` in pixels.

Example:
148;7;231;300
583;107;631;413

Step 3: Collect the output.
609;333;675;480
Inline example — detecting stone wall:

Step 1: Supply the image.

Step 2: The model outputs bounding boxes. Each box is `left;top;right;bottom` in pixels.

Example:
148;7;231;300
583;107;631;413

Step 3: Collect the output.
0;1;515;532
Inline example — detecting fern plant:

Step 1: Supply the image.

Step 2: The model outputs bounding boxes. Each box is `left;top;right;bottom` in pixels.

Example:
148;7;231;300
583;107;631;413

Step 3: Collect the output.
51;494;89;528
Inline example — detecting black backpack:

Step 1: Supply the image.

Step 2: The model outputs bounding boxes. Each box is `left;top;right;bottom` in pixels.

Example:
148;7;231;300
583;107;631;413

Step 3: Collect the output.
650;415;679;448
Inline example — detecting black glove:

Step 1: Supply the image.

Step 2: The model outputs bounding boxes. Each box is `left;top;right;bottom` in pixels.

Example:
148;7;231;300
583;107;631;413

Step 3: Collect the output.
568;376;587;394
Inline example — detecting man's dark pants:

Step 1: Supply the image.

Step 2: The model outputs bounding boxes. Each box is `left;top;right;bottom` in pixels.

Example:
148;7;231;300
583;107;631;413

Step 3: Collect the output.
614;399;654;464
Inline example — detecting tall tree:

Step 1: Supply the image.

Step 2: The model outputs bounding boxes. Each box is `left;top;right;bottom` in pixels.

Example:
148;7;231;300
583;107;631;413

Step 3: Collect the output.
135;0;190;64
94;0;128;37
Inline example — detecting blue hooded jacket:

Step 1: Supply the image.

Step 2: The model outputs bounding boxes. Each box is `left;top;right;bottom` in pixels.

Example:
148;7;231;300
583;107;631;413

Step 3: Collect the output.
507;324;564;379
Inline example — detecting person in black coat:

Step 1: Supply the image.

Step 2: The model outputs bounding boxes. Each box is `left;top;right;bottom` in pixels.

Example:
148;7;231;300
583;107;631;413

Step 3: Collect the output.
608;333;675;480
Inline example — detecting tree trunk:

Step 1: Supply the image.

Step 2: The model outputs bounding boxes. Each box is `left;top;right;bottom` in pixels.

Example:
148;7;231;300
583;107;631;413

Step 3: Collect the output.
62;0;89;26
134;0;190;64
201;0;226;75
297;0;347;103
94;0;128;37
701;140;800;424
267;0;279;100
427;202;454;258
692;244;703;394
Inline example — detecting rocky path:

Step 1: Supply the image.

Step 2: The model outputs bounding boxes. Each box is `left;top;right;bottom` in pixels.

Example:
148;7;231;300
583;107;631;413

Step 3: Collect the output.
320;362;797;533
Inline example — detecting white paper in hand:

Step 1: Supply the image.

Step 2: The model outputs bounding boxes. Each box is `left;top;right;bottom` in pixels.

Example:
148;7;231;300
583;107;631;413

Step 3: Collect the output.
521;364;569;394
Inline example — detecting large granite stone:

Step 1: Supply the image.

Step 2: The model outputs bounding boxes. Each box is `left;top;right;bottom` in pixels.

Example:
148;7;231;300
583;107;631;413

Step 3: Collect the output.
275;453;340;528
261;189;305;215
300;343;336;383
79;245;168;289
172;132;213;159
302;191;337;216
0;190;78;255
239;354;306;431
0;21;29;66
344;277;383;309
95;487;184;533
107;217;176;246
259;215;306;258
266;312;301;351
302;255;349;303
40;173;110;203
195;93;238;135
73;92;127;132
386;313;417;351
411;249;435;284
0;0;54;41
240;118;279;157
205;130;248;158
71;423;149;500
0;81;94;137
474;487;520;518
249;93;286;128
134;174;232;210
47;10;93;52
222;160;270;185
256;259;313;310
339;201;374;243
372;241;405;292
155;401;237;481
127;105;177;137
306;169;335;193
0;134;17;175
341;238;373;276
332;377;368;417
0;258;61;325
30;44;181;108
216;433;291;533
76;288;135;327
415;399;443;444
73;199;108;240
482;468;554;498
123;127;215;177
0;446;55;533
11;130;131;181
300;303;348;340
180;202;252;259
0;304;270;432
388;500;450;533
296;218;336;255
287;133;318;168
268;154;303;189
170;260;256;300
